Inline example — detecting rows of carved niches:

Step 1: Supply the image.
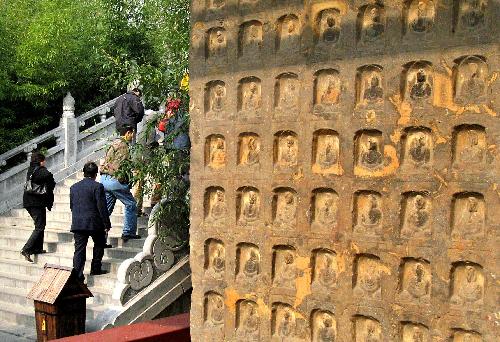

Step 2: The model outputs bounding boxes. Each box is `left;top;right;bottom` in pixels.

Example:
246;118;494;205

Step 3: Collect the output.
203;125;492;175
196;0;490;53
201;56;491;118
203;185;491;240
200;243;490;340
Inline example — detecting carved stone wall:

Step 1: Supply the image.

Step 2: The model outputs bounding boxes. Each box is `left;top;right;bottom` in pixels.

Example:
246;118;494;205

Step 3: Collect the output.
189;1;499;341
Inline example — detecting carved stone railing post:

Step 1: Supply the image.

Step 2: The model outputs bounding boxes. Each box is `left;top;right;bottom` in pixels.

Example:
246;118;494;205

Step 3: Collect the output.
62;92;77;167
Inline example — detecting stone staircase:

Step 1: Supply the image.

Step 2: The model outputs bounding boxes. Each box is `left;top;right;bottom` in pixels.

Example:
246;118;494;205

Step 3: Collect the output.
0;171;149;338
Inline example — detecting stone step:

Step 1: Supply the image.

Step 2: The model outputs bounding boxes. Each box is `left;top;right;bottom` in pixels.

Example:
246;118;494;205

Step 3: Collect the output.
0;300;35;328
51;202;125;215
3;211;125;225
0;235;58;253
54;243;141;260
0;271;37;290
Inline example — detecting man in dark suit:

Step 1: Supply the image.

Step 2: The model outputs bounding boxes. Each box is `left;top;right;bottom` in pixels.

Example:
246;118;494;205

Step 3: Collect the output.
70;162;112;281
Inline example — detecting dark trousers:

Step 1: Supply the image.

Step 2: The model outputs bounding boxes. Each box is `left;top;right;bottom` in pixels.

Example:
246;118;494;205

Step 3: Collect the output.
72;231;106;281
22;207;46;254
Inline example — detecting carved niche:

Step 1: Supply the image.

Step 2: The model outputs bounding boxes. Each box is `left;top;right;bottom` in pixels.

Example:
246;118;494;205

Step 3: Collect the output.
237;187;260;225
454;56;488;104
315;8;341;44
275;73;299;113
239;20;263;57
312;130;340;174
353;255;382;298
402;128;433;168
399;259;431;301
206;27;227;59
238;133;260;166
404;62;433;103
401;192;432;238
274;131;298;169
355;130;384;173
354;316;382;342
450;263;485;305
236;300;260;340
272;246;297;289
205;134;226;169
272;303;296;339
453;125;487;166
238;77;262;115
311;249;338;291
207;0;225;10
452;329;483;342
406;0;435;34
455;0;487;32
311;310;337;342
204;239;225;279
205;81;226;119
356;65;384;106
358;5;385;43
311;189;338;230
273;188;298;227
204;187;226;225
354;191;383;236
204;291;225;328
451;192;485;240
236;243;260;280
276;14;300;52
314;69;341;114
401;323;430;342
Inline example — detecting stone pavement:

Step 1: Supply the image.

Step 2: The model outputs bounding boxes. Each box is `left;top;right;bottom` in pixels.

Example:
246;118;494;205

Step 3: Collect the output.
0;321;36;341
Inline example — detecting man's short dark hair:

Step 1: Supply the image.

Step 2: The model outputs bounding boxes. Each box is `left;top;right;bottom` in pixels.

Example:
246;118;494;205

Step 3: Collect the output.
83;162;98;178
31;151;45;164
118;125;134;136
132;88;142;96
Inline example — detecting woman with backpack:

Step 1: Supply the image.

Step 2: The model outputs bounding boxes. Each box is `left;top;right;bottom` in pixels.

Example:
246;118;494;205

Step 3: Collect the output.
20;152;56;262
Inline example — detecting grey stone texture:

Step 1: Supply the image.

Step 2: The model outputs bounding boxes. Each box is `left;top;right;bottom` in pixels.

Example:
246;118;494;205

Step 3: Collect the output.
189;0;499;341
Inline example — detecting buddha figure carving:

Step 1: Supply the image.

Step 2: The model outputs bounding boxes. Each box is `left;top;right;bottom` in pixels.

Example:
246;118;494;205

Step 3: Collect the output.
312;311;336;342
315;134;339;172
355;317;382;342
315;72;340;107
239;135;260;166
275;306;295;338
313;192;338;228
402;194;431;238
363;73;384;103
277;76;299;110
408;0;435;33
453;330;482;342
206;188;226;223
241;22;262;55
359;136;383;170
313;251;337;289
318;9;341;44
355;257;382;298
239;189;259;224
451;265;484;305
459;0;486;30
355;193;382;235
452;195;485;239
275;190;297;226
402;325;429;342
237;301;259;339
276;134;298;168
361;6;385;42
409;68;432;100
208;28;226;58
205;293;224;327
208;244;225;278
210;84;225;113
242;248;260;278
209;0;225;9
455;129;486;165
241;81;261;112
208;136;226;169
407;132;431;166
456;58;488;104
274;250;296;288
401;261;431;300
278;16;299;52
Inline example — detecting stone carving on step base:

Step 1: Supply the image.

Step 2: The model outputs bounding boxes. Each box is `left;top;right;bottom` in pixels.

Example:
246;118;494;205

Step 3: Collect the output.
311;190;338;230
452;193;485;240
405;63;433;104
354;316;382;342
237;187;260;226
239;21;263;58
204;239;225;280
316;8;341;44
275;132;298;169
206;27;226;60
312;131;340;175
354;256;382;299
236;300;260;340
357;66;383;107
311;310;336;342
205;81;226;119
401;193;431;238
273;248;297;289
453;127;486;167
355;132;385;174
354;192;383;237
313;70;341;116
238;78;262;117
312;250;338;291
450;264;484;306
403;130;432;168
272;304;297;340
238;133;260;166
359;5;385;43
456;0;487;32
407;0;435;34
399;259;431;302
204;292;225;329
236;244;260;280
454;56;488;105
273;189;297;228
113;199;189;305
206;135;226;169
275;73;299;115
277;15;300;53
452;330;482;342
402;323;430;342
204;187;226;225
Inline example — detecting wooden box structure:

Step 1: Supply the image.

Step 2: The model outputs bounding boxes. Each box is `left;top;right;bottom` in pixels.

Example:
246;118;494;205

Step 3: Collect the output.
27;264;92;341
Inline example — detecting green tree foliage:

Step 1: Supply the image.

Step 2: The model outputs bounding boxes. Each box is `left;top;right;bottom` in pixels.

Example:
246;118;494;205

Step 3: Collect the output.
0;0;190;154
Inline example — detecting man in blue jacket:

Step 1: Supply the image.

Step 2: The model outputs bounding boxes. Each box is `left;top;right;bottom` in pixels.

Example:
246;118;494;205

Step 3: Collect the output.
70;162;112;281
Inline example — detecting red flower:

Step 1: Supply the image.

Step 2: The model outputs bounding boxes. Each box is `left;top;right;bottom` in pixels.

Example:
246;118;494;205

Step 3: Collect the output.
166;98;181;112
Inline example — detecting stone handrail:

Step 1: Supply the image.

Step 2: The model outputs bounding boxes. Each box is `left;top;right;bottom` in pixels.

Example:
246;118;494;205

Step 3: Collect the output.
0;92;122;214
